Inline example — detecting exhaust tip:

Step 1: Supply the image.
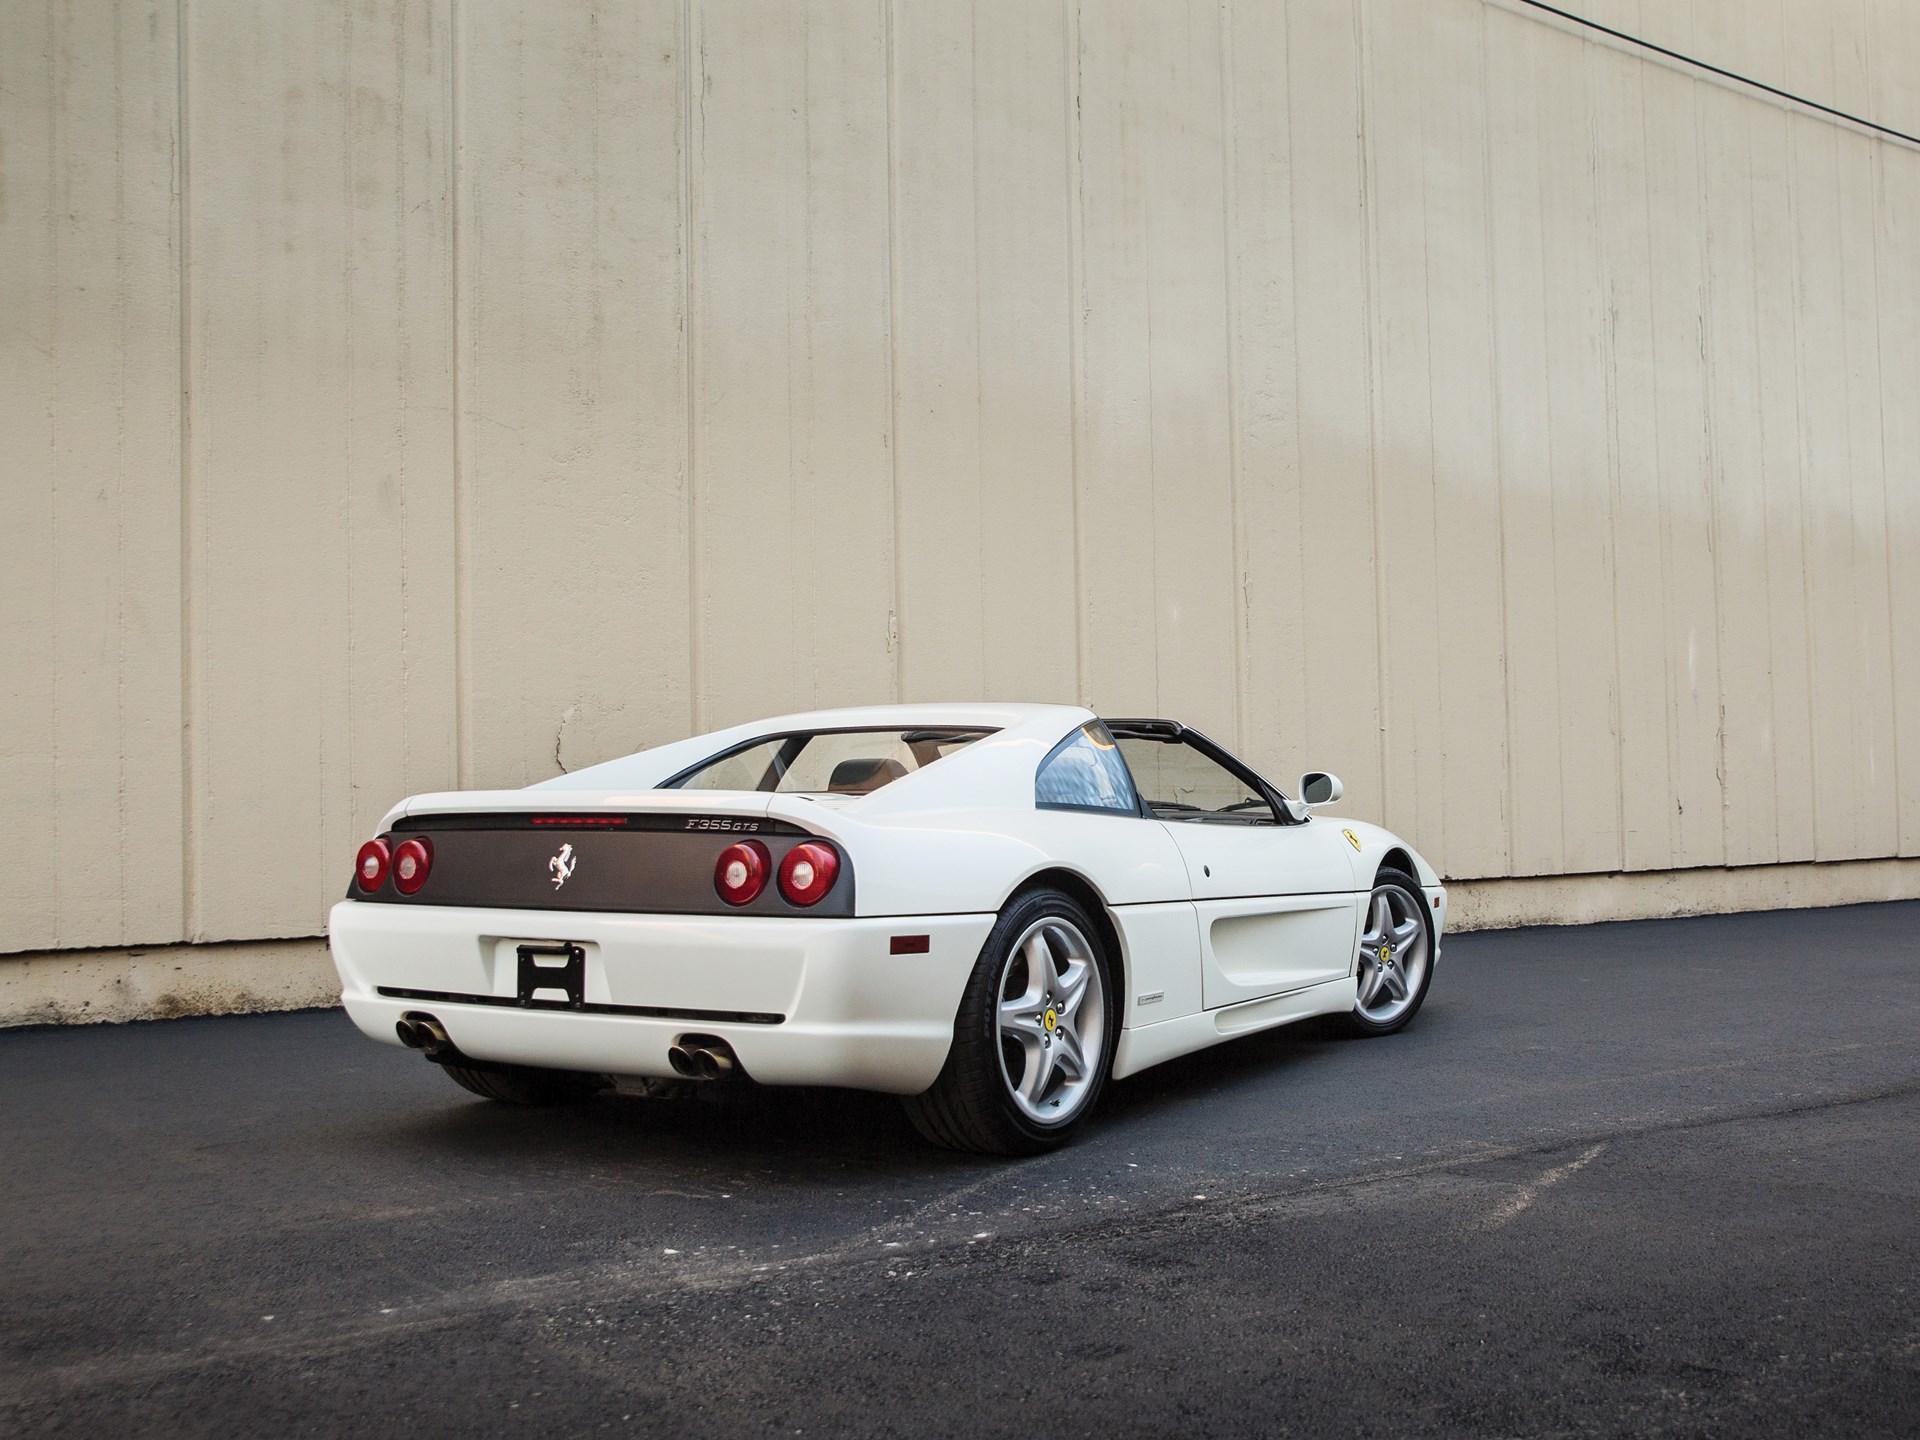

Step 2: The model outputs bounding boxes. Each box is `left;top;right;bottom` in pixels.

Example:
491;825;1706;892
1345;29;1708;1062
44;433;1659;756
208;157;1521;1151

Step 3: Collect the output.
399;1012;454;1058
667;1045;699;1078
697;1049;734;1080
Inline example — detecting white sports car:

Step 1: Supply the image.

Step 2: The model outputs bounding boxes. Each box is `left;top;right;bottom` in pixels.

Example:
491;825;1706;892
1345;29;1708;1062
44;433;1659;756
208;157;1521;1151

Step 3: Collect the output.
330;703;1444;1153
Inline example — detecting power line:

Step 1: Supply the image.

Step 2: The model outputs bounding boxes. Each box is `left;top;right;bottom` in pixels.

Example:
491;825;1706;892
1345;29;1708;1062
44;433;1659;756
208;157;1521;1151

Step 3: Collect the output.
1512;0;1920;150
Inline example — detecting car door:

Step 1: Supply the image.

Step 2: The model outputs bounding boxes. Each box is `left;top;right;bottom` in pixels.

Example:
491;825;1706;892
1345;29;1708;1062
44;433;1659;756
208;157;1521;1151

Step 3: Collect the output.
1110;725;1363;1009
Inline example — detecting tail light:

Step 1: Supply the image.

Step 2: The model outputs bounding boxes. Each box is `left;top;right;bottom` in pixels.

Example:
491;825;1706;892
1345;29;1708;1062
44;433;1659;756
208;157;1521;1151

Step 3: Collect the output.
714;840;771;906
354;838;391;893
778;841;840;906
393;837;434;895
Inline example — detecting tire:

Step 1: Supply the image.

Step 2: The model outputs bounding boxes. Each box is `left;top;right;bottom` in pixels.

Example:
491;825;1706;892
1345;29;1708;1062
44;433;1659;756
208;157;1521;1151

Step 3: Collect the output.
902;887;1119;1155
1338;866;1436;1037
440;1060;606;1106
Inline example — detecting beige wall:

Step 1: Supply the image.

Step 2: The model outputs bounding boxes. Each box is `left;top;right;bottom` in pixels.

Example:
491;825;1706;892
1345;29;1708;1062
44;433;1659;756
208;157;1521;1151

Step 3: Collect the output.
4;0;1918;967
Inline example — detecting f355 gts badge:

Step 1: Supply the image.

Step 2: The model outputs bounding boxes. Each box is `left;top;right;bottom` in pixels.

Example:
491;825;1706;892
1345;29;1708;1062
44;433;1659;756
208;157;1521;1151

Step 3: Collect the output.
549;843;578;889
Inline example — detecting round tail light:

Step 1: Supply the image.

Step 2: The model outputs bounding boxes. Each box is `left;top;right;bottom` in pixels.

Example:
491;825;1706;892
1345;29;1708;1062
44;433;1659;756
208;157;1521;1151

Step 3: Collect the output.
393;837;434;895
778;841;840;907
714;840;771;906
354;838;391;893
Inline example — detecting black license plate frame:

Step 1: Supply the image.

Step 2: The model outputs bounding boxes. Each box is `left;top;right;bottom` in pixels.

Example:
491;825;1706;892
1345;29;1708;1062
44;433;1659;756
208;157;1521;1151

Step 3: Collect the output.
516;942;587;1009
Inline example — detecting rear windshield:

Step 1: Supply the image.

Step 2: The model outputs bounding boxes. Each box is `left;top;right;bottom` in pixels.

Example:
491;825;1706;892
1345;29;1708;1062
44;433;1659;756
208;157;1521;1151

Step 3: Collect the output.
665;728;994;795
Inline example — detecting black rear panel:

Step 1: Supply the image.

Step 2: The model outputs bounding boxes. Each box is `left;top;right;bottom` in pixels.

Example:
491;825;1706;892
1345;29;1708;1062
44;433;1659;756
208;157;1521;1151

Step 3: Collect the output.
349;813;854;917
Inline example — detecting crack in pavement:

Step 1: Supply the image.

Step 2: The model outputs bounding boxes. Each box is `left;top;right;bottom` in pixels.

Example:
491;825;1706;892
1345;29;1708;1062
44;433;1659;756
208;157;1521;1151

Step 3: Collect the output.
1475;1142;1609;1230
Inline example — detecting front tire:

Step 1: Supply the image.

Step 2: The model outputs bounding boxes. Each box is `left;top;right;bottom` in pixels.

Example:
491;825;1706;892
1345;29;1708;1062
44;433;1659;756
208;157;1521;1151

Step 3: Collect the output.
903;888;1118;1155
440;1061;606;1106
1340;867;1436;1036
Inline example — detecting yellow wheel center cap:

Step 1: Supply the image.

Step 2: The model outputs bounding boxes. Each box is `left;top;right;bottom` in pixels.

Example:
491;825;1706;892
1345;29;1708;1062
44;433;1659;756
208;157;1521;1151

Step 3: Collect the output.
1043;1008;1059;1033
1378;945;1391;962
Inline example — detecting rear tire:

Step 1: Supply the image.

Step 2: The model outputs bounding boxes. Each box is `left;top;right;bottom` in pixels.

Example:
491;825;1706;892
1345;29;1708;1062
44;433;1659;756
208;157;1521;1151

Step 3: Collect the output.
440;1061;606;1106
902;887;1118;1156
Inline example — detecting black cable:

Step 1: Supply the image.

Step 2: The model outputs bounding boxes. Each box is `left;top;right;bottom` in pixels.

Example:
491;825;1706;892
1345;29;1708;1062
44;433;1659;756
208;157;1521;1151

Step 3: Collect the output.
1512;0;1920;149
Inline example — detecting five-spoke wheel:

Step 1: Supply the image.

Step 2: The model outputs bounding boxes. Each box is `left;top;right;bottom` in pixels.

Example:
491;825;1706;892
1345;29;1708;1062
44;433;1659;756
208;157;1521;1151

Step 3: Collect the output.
1345;868;1435;1035
995;916;1107;1124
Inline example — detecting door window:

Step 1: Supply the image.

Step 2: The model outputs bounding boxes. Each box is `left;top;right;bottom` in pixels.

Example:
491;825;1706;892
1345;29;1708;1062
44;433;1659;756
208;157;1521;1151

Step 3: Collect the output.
1113;736;1276;823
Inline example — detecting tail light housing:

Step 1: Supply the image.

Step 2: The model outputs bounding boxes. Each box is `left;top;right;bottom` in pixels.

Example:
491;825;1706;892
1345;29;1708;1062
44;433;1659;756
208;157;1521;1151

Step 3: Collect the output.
392;837;434;895
354;838;391;893
778;841;840;907
714;840;772;906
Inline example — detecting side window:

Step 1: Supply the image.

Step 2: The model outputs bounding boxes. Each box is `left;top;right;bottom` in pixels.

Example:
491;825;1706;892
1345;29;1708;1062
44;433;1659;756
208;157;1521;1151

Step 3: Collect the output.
1113;737;1276;823
1035;723;1140;814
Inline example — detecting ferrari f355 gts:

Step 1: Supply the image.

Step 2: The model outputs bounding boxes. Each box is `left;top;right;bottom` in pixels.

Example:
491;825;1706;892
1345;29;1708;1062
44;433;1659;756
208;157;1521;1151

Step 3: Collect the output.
330;704;1444;1153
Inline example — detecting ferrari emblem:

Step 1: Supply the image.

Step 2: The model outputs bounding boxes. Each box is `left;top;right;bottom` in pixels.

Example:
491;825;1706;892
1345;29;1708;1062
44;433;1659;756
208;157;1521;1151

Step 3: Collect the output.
1043;1007;1059;1033
548;843;578;889
1378;944;1391;962
1343;829;1361;851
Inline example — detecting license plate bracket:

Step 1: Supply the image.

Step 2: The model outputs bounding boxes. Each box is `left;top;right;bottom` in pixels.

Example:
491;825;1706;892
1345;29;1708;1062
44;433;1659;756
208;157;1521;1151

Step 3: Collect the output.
516;942;587;1009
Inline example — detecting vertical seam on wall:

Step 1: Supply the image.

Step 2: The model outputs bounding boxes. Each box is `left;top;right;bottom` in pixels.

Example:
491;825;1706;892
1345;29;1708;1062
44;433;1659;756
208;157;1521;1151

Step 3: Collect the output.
1284;0;1309;774
1867;134;1903;850
1739;113;1779;860
1411;4;1441;860
1218;0;1247;755
1595;39;1628;870
1065;0;1088;708
1640;54;1681;865
1651;64;1681;867
1479;1;1518;873
391;3;410;797
340;0;357;888
176;0;196;941
50;0;64;944
969;3;987;694
111;1;130;940
449;0;468;785
883;0;903;703
1532;24;1567;872
681;0;701;732
1355;0;1389;825
108;0;128;940
1691;69;1731;869
1783;111;1820;858
1827;109;1859;859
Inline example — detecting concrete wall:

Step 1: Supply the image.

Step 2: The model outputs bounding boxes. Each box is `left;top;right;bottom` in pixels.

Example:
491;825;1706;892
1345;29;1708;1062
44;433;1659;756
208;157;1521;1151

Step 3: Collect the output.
4;1;1918;999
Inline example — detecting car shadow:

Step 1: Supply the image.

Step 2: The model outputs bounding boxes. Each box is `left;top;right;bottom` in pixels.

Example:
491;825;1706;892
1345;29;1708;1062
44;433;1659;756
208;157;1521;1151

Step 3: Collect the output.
1098;1014;1351;1124
359;1076;999;1186
329;1007;1448;1180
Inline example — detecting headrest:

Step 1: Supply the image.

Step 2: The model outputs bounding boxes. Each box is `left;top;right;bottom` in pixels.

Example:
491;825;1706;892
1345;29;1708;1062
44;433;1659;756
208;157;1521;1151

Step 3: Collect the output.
826;757;909;795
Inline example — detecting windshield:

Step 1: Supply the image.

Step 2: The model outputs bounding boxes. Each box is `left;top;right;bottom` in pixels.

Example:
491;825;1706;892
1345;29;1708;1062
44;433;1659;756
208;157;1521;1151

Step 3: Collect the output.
665;728;994;795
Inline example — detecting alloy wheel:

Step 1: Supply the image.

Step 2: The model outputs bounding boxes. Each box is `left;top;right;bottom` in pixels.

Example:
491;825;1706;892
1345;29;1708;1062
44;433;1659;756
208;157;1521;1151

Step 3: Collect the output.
995;916;1107;1124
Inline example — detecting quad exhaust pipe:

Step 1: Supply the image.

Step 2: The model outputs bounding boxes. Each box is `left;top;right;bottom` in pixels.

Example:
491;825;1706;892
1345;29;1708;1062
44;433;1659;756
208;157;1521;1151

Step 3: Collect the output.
667;1037;738;1081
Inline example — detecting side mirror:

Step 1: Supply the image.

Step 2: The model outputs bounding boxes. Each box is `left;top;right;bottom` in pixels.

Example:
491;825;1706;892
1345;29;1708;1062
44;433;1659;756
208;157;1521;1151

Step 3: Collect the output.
1299;771;1343;809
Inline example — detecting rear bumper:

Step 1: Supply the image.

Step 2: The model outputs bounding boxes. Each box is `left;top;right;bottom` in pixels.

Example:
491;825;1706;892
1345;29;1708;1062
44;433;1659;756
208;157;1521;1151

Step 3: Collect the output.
328;901;992;1094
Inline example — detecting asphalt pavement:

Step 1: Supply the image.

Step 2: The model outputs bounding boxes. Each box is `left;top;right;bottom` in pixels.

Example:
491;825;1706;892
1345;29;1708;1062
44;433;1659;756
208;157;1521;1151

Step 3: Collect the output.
3;902;1917;1438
